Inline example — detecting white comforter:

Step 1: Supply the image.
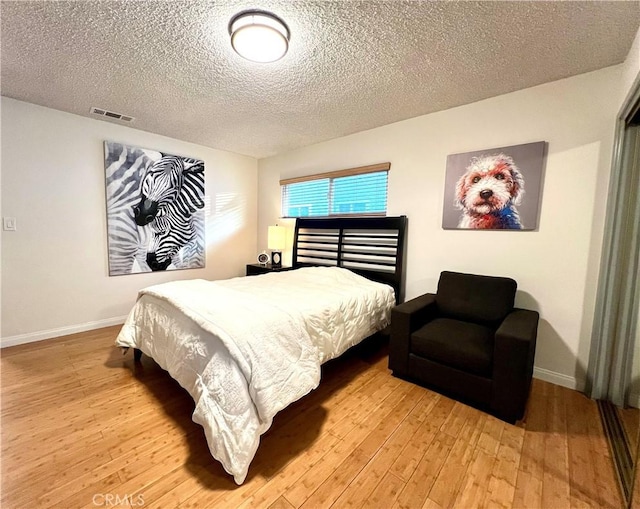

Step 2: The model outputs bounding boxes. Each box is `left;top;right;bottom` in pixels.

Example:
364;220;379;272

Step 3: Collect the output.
116;266;395;484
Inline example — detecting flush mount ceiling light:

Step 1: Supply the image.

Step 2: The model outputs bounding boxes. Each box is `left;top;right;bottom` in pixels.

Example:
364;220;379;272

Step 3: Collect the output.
229;11;290;63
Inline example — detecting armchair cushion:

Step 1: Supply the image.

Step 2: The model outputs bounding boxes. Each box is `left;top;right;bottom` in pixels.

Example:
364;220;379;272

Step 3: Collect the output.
436;271;517;328
411;318;494;377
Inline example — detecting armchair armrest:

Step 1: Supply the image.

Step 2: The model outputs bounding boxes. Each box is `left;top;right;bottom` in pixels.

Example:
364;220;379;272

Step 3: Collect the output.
492;308;539;422
395;293;438;328
496;308;539;343
389;294;437;375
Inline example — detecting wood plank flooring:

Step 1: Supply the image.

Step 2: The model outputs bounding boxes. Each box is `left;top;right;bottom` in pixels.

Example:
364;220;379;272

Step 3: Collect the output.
618;406;639;459
1;326;623;508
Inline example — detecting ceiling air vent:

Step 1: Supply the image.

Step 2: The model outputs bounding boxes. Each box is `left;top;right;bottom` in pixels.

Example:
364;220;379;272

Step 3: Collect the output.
90;107;135;122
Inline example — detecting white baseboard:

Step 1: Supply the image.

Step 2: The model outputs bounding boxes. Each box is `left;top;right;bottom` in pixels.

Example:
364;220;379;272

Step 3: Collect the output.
1;316;127;348
533;366;585;391
534;369;640;403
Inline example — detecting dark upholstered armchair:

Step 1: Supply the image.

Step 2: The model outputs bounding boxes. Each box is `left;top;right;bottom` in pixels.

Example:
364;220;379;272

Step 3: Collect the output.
389;271;539;423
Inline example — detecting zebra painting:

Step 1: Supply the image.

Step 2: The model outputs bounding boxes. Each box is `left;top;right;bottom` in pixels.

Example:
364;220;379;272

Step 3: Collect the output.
104;141;205;275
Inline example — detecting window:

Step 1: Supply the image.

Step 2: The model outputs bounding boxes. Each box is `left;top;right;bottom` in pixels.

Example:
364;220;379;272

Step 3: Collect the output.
280;163;389;218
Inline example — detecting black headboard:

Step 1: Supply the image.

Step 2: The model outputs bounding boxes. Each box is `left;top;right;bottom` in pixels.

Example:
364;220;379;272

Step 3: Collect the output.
292;216;408;303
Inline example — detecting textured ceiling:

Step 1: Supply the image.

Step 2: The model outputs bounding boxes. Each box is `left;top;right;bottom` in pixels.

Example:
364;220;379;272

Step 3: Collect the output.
2;1;639;159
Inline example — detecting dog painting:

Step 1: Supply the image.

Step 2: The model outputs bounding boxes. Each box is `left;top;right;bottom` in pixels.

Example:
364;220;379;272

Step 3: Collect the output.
455;153;524;229
442;142;546;230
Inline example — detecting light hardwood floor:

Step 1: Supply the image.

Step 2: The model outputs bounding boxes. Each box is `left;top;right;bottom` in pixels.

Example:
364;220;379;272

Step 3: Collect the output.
618;406;639;461
1;326;623;509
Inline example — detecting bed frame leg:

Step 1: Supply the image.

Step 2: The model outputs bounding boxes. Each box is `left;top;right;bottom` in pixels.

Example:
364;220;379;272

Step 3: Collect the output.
134;348;142;362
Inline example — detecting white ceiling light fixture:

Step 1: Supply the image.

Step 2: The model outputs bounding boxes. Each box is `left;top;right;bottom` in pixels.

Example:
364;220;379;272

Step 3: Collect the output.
229;11;290;63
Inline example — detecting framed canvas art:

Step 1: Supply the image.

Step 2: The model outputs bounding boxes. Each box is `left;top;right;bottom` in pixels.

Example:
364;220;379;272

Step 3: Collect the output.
442;141;546;230
104;141;205;275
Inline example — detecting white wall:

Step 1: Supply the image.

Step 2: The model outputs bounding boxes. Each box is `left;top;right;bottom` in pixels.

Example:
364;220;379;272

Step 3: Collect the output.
1;98;258;345
621;25;640;109
257;66;622;390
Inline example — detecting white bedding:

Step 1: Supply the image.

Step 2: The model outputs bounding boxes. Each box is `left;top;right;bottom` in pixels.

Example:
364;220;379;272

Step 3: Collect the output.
115;266;395;484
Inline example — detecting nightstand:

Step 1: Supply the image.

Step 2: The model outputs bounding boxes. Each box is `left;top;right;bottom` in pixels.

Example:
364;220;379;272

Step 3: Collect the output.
246;264;293;276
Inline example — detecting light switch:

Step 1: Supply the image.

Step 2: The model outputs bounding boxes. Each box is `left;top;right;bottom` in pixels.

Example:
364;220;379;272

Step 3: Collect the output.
3;217;17;231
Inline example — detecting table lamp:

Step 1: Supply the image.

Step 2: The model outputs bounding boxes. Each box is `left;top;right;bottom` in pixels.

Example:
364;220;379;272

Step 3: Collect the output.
268;225;286;268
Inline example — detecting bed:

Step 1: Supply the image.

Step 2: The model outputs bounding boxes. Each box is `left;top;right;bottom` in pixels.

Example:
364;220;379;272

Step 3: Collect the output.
115;215;407;484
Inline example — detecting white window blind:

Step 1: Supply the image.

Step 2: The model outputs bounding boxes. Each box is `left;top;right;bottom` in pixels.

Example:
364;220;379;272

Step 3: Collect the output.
280;163;389;218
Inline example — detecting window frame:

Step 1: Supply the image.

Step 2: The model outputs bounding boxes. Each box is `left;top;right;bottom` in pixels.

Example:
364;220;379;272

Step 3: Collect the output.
280;162;390;219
